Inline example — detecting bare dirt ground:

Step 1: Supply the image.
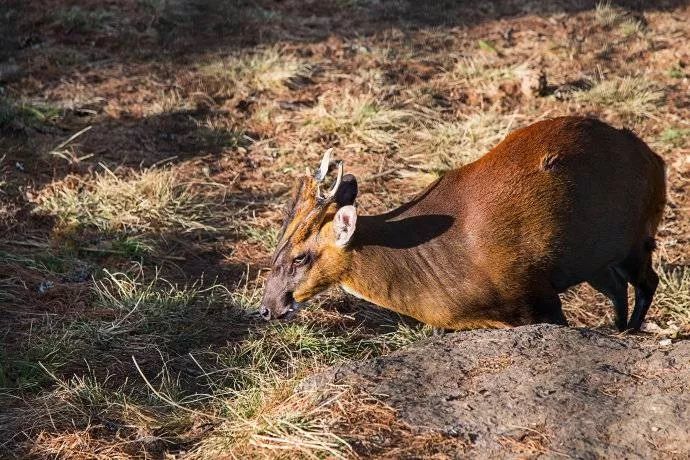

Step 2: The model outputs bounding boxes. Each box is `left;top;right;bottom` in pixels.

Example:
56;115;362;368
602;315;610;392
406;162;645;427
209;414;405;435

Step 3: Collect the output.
306;324;690;459
0;0;689;458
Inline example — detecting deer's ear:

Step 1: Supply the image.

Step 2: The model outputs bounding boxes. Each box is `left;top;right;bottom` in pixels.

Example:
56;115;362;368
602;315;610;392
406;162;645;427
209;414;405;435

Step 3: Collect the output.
335;174;358;207
333;205;357;247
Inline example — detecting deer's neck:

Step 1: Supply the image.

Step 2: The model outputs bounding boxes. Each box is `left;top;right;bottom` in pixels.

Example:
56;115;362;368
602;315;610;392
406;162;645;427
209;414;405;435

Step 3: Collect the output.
338;214;458;322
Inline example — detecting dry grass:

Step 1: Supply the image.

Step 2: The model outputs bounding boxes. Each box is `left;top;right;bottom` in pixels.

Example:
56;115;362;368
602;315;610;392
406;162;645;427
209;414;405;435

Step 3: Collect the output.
595;1;624;27
201;47;308;94
191;384;351;459
17;371;185;460
595;1;645;36
195;382;465;459
145;88;193;116
563;263;690;333
33;166;221;235
406;111;520;172
652;266;690;332
299;92;419;150
573;76;664;118
441;56;519;93
1;258;435;457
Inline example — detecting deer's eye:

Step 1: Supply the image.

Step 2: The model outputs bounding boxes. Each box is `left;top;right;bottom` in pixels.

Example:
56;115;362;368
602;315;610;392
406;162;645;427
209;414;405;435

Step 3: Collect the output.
292;253;309;267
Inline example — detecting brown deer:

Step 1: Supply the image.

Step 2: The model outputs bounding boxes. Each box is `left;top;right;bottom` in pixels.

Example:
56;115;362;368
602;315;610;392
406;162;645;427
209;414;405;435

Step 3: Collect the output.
260;117;666;331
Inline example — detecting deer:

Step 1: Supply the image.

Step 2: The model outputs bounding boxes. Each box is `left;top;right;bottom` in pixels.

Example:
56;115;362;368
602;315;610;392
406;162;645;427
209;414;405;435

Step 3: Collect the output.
260;116;666;331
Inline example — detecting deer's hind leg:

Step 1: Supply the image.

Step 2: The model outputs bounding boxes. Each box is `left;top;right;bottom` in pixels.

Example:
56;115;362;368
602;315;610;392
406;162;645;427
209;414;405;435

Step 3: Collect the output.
625;246;659;331
588;266;629;332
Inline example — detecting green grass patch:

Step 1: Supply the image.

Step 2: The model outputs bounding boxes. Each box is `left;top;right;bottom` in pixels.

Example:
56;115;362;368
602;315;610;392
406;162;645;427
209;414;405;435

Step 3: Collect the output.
89;266;232;350
0;98;62;132
0;248;84;278
477;39;499;54
242;224;279;251
0;264;232;392
110;236;156;259
195;126;247;149
660;127;690;148
53;6;115;33
1;321;80;391
668;66;686;79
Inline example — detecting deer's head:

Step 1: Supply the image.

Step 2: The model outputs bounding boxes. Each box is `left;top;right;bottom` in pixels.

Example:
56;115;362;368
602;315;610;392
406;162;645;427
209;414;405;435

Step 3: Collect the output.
260;150;358;320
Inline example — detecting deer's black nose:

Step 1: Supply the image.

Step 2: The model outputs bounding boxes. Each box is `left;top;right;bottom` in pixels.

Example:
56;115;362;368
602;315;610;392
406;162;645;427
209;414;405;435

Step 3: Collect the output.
260;306;271;320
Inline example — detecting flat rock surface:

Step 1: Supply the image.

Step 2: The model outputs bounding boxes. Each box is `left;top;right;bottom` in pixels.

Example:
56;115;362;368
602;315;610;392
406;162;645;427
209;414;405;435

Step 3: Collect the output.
307;325;690;459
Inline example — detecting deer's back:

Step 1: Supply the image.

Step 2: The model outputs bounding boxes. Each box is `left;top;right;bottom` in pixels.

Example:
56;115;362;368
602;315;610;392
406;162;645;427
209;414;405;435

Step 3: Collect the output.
398;116;665;295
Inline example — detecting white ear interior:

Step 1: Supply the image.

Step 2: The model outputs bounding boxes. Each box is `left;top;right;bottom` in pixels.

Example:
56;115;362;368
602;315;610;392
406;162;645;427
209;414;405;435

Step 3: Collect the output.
334;205;357;247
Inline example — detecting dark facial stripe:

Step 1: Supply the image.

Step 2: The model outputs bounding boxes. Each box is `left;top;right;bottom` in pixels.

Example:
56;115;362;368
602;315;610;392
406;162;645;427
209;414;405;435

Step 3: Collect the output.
271;204;331;265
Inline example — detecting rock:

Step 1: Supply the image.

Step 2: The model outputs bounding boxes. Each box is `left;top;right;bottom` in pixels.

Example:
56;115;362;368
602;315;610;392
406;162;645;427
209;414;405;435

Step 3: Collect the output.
37;280;54;294
553;78;594;100
641;320;664;333
641;320;680;337
305;325;690;458
519;68;547;98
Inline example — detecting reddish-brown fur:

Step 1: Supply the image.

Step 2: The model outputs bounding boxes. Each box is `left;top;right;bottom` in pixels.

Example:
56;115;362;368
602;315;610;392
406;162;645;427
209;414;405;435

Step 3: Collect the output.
261;117;666;331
